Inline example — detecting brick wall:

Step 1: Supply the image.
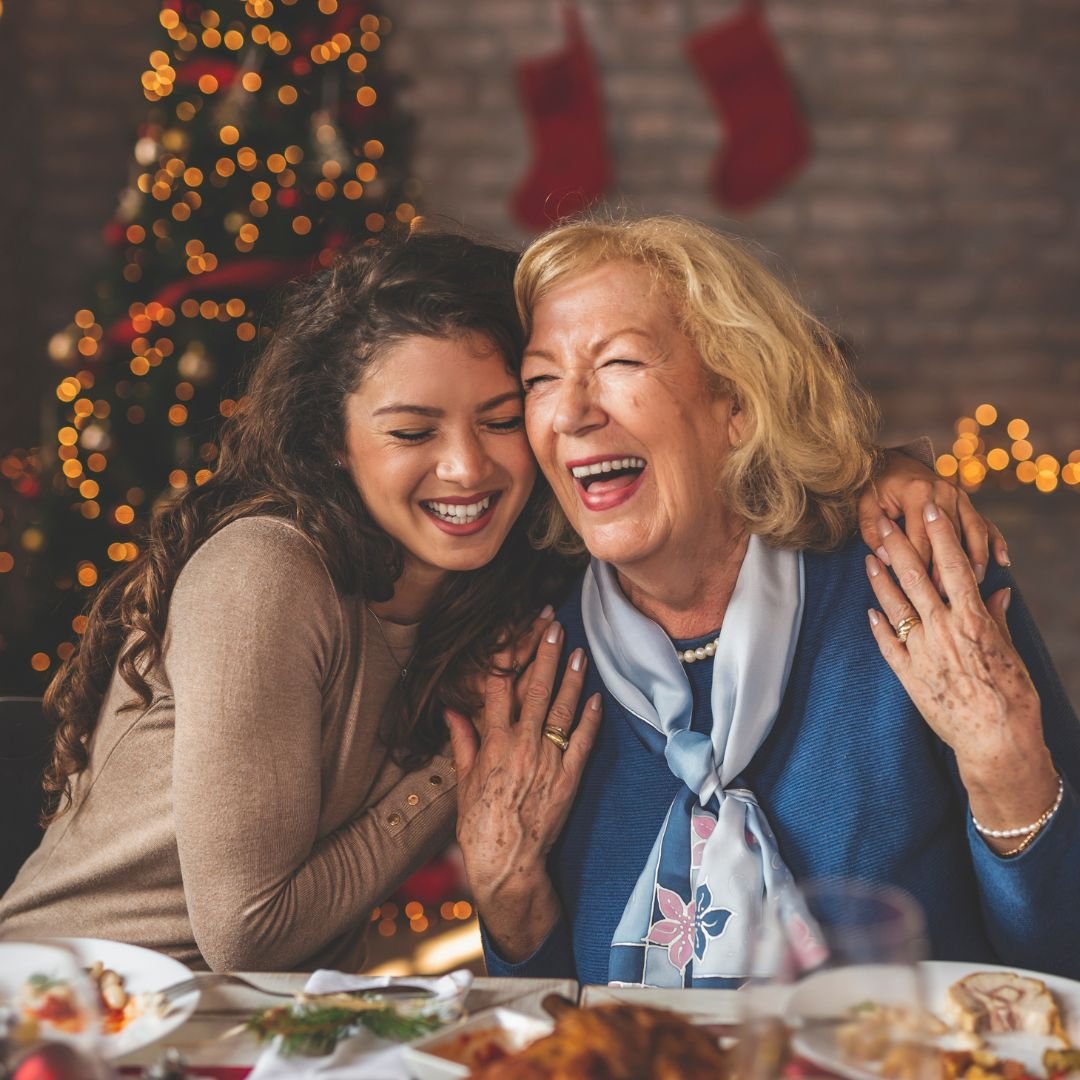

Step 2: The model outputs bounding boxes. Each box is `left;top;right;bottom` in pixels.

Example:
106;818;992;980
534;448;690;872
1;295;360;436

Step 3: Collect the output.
0;0;153;448
388;0;1080;696
1;0;1077;698
389;0;1080;451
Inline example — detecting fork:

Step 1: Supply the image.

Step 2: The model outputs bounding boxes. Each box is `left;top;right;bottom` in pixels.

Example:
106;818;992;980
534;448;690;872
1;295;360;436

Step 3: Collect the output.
157;973;433;1006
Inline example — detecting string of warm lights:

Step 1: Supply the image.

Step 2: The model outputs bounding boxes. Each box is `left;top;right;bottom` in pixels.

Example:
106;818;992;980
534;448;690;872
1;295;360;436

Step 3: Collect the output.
0;0;418;686
936;403;1080;494
369;899;476;941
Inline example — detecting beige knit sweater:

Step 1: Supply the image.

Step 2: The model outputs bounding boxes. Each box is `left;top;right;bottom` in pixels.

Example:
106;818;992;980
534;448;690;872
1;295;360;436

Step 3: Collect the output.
0;517;458;972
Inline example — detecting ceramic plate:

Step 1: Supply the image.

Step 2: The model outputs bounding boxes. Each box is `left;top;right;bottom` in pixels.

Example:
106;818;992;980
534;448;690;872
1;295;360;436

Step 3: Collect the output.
402;1007;554;1080
789;960;1080;1080
0;936;200;1060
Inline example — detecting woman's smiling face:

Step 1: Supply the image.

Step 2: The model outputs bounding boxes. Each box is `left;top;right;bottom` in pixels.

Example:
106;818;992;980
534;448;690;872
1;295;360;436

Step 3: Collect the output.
521;260;743;574
344;332;536;588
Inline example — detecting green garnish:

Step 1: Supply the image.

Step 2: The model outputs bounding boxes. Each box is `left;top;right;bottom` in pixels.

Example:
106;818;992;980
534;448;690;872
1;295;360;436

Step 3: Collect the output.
356;1008;443;1042
27;973;64;991
850;1001;880;1014
244;1003;445;1057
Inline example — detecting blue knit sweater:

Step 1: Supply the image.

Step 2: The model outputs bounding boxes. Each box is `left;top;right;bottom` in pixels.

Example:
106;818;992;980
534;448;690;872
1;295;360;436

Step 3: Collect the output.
485;534;1080;984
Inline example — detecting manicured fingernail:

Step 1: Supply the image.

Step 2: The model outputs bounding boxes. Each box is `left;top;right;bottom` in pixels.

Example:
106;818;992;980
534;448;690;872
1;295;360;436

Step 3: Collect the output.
999;548;1011;567
545;621;562;644
1003;587;1012;613
540;604;555;619
868;609;880;627
923;502;939;523
865;554;880;577
875;545;892;567
588;692;602;711
878;516;894;538
974;563;986;584
570;648;585;672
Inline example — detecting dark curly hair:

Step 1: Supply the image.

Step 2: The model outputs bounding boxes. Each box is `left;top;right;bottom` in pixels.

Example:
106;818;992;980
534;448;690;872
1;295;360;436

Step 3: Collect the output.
42;229;578;821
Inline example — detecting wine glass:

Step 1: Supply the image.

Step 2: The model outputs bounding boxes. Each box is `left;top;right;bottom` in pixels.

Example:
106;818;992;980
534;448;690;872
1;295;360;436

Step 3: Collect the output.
735;879;931;1080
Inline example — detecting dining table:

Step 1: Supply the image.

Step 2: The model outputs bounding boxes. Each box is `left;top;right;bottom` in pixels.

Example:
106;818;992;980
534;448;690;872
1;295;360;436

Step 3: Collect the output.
114;974;582;1077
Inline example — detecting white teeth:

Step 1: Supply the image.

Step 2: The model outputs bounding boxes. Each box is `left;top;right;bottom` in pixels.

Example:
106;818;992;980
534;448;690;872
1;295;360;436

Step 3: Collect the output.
423;495;493;524
570;457;646;480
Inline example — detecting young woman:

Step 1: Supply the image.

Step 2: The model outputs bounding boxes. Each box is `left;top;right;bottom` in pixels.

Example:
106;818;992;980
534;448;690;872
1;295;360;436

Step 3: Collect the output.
0;228;999;972
0;233;570;971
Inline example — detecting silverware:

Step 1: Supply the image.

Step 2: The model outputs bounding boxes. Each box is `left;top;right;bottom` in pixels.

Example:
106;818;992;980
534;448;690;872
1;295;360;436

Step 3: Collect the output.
157;972;434;1006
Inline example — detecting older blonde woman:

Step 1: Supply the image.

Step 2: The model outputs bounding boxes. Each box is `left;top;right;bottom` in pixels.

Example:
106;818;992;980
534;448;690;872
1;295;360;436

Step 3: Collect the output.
449;216;1080;986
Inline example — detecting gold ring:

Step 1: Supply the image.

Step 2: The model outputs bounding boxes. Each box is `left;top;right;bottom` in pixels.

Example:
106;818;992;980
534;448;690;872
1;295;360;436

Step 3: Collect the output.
894;615;922;644
542;725;570;751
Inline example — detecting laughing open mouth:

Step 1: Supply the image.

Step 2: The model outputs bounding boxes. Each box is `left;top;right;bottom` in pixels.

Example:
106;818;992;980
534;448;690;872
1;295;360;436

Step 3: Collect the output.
422;493;496;524
570;456;647;492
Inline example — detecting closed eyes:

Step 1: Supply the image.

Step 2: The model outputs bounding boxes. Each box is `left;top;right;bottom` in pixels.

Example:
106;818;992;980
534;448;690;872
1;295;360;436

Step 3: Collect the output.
387;416;523;443
523;359;641;393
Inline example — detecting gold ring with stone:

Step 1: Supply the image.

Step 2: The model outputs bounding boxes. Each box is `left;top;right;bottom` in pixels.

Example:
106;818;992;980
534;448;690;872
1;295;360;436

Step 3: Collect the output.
542;725;570;751
894;615;922;644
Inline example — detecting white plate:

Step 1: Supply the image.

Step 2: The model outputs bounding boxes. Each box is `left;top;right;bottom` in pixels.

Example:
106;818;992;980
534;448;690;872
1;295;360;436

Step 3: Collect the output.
402;1007;553;1080
0;937;200;1060
790;960;1080;1080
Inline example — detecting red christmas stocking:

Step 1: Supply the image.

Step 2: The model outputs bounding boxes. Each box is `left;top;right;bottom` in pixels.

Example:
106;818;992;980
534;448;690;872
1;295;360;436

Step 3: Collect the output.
511;7;612;231
686;3;810;211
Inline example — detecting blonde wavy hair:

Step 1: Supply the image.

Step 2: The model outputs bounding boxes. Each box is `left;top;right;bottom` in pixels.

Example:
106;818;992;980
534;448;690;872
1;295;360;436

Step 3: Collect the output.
515;215;882;553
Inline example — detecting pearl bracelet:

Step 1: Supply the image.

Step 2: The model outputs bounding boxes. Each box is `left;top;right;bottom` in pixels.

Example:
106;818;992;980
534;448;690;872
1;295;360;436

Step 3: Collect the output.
971;774;1064;840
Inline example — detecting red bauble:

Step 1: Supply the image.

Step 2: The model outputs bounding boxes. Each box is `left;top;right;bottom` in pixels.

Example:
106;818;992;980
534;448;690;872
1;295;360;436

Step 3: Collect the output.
397;854;466;907
13;1044;97;1080
102;221;126;248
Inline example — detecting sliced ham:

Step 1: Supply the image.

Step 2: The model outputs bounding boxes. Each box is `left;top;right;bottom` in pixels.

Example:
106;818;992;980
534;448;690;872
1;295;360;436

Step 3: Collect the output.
944;971;1066;1041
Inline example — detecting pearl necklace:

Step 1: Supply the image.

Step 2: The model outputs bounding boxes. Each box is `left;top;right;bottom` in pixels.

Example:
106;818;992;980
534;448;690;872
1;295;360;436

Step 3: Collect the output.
678;636;721;664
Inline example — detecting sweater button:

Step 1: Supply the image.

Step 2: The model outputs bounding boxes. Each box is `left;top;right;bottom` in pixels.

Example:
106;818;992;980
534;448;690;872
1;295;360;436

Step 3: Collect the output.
429;775;443;786
387;813;401;827
406;793;419;805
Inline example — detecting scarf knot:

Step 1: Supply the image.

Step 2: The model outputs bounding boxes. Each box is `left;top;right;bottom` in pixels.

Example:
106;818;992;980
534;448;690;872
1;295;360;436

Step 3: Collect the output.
664;729;721;805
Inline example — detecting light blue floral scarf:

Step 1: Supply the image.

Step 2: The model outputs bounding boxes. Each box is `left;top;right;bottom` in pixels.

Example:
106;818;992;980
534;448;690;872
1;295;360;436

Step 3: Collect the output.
581;535;815;986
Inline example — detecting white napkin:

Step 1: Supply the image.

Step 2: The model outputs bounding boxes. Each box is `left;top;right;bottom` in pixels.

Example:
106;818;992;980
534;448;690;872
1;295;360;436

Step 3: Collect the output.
247;969;473;1080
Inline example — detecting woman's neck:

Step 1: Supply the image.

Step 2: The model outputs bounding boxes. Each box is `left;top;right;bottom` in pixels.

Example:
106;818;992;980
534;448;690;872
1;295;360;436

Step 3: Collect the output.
369;556;447;625
614;529;750;639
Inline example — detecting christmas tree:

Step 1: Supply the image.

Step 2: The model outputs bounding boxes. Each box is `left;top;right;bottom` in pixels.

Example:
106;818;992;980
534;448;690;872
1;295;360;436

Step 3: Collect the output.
0;0;419;693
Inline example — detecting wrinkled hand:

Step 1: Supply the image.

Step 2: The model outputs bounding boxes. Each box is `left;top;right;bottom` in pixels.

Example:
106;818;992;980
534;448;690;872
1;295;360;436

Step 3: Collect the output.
866;504;1058;845
858;448;1008;585
446;621;602;960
